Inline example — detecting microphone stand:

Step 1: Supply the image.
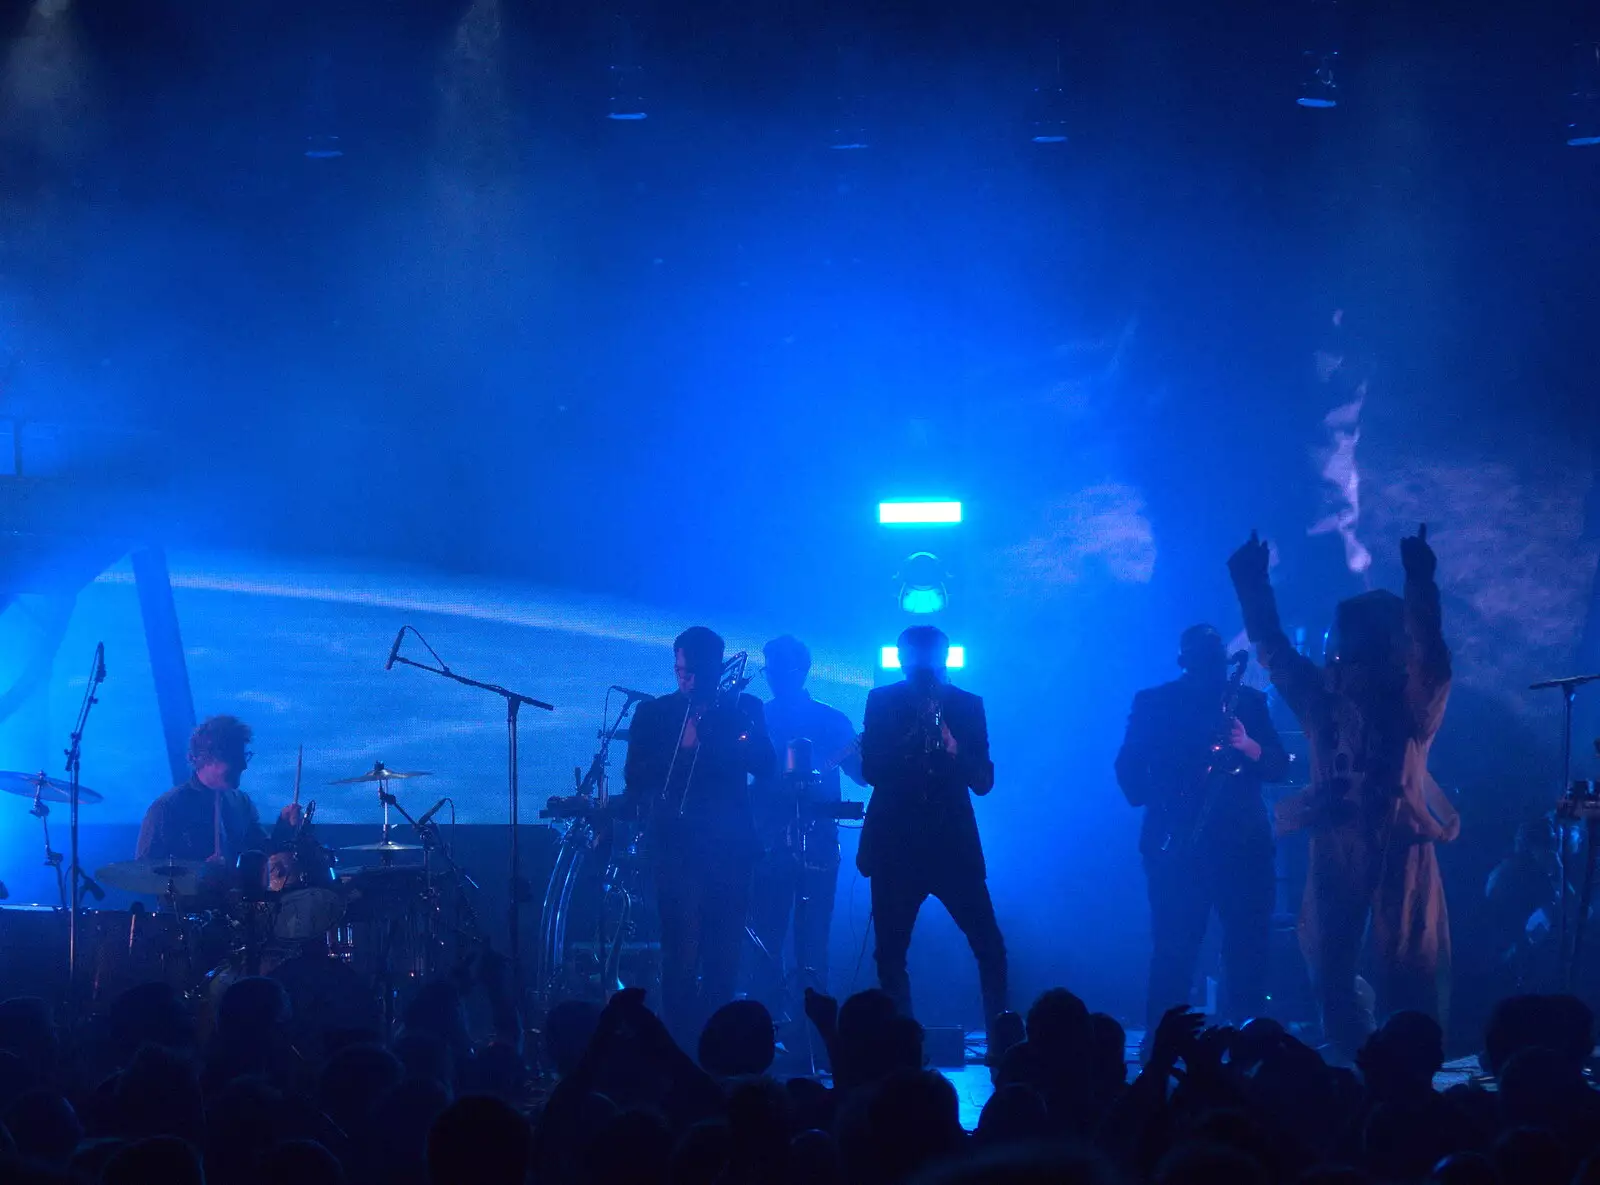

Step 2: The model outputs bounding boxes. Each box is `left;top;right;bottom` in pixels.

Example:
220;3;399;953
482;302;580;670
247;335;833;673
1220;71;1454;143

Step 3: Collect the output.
388;634;553;1027
64;644;106;1013
1531;671;1600;989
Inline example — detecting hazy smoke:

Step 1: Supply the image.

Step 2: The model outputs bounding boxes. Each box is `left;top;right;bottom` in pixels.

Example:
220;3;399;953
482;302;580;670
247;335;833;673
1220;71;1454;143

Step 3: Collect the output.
1308;354;1373;577
1004;482;1157;588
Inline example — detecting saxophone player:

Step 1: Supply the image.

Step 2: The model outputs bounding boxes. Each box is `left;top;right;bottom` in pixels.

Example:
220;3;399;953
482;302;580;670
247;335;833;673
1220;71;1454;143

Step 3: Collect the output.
1116;624;1289;1045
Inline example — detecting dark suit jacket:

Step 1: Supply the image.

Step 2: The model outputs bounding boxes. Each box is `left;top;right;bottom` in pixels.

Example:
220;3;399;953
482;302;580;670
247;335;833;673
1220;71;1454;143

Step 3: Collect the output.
136;777;277;863
623;690;775;863
1114;678;1288;858
857;678;994;880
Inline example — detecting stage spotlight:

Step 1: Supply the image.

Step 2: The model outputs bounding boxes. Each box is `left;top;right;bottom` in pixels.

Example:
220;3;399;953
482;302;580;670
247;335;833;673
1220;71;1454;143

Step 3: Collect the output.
1297;51;1340;108
606;15;647;121
1296;0;1341;108
608;65;647;120
880;645;965;671
1566;41;1600;146
897;551;949;615
878;501;962;526
829;45;870;149
304;135;343;159
1027;40;1070;143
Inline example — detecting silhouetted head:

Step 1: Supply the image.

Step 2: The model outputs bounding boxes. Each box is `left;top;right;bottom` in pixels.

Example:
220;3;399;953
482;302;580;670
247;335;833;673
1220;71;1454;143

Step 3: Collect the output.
897;625;950;685
674;626;726;699
258;1138;347;1185
104;1136;205;1185
1429;1151;1501;1185
1154;1142;1269;1185
1025;988;1091;1057
1358;1011;1444;1101
189;714;253;790
762;635;812;699
698;999;776;1078
1178;624;1228;682
318;1044;404;1134
427;1095;531;1185
1490;1127;1567;1185
216;976;290;1042
109;982;195;1059
975;1084;1050;1147
4;1091;82;1165
1329;590;1406;675
1483;994;1594;1078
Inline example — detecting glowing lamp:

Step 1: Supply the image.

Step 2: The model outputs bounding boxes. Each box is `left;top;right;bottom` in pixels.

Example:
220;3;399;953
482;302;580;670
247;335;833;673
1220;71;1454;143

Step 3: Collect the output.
880;645;964;670
878;501;962;526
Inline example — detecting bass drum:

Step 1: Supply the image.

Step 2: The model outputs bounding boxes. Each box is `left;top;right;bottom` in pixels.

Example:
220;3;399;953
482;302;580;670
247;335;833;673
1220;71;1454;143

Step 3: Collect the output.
536;820;659;1004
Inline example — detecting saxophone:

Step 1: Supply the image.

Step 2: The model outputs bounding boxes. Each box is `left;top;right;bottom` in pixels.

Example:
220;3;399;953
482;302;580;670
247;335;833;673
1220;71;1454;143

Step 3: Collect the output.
1161;650;1250;854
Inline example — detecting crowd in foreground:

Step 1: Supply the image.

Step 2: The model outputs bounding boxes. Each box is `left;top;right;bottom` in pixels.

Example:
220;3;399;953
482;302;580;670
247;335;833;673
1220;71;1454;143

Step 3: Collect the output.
1;961;1599;1185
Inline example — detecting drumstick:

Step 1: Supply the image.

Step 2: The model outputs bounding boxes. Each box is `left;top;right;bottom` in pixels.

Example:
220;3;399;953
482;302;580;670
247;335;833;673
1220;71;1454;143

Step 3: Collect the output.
293;744;303;807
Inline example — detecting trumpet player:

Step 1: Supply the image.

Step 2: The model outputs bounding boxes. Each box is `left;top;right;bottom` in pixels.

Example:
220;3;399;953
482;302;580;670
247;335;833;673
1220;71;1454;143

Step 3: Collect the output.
1116;624;1289;1044
858;624;1008;1041
624;625;775;1046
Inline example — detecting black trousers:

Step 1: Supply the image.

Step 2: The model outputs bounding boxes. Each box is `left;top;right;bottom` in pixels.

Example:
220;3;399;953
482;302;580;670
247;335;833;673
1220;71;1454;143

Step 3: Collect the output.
654;850;753;1049
749;851;840;999
1143;827;1274;1031
870;860;1008;1033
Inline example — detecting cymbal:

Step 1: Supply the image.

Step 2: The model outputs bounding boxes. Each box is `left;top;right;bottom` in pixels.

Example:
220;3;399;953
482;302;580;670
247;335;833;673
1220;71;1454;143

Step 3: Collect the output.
328;762;434;786
0;771;104;805
97;859;202;896
337;841;423;853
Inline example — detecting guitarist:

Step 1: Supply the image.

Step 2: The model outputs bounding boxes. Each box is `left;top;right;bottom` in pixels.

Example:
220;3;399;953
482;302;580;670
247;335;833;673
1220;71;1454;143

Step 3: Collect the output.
750;635;867;1002
1115;624;1289;1044
858;625;1008;1041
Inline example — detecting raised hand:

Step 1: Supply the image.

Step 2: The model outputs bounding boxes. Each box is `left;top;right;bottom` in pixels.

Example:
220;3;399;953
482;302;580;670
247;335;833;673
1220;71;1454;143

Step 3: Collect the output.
1400;522;1436;582
1228;530;1272;583
803;986;839;1034
1151;1004;1204;1068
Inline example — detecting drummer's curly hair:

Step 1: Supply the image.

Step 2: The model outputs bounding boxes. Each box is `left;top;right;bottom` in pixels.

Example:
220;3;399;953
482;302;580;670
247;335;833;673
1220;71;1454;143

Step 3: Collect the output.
188;714;253;768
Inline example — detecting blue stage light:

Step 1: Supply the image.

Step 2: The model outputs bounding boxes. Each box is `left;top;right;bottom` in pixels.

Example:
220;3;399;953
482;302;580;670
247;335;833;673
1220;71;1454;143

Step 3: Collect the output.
880;645;964;670
879;501;962;526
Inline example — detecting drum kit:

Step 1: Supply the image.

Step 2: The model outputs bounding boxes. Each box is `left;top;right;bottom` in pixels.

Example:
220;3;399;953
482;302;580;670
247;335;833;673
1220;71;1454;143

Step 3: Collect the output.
0;759;483;1034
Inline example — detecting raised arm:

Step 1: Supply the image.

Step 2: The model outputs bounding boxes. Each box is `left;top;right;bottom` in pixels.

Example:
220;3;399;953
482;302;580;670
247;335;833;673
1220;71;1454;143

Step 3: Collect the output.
1400;524;1451;743
1227;531;1324;721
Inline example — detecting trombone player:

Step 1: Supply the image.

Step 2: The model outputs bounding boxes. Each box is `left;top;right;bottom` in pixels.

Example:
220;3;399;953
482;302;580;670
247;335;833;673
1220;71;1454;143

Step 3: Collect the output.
623;626;775;1046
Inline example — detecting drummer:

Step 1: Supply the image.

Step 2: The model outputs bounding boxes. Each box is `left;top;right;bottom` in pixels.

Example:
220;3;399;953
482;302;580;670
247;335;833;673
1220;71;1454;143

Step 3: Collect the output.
136;715;302;872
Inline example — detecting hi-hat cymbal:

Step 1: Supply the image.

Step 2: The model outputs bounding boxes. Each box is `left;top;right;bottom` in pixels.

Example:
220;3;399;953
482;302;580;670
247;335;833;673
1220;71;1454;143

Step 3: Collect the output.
337;840;423;853
328;762;434;786
0;771;104;805
97;859;202;896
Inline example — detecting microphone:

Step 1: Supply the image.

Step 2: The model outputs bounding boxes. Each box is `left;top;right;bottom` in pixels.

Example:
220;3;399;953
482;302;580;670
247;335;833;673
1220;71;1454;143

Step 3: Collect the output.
94;642;106;684
80;872;105;902
417;797;449;827
611;686;656;703
385;627;407;671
